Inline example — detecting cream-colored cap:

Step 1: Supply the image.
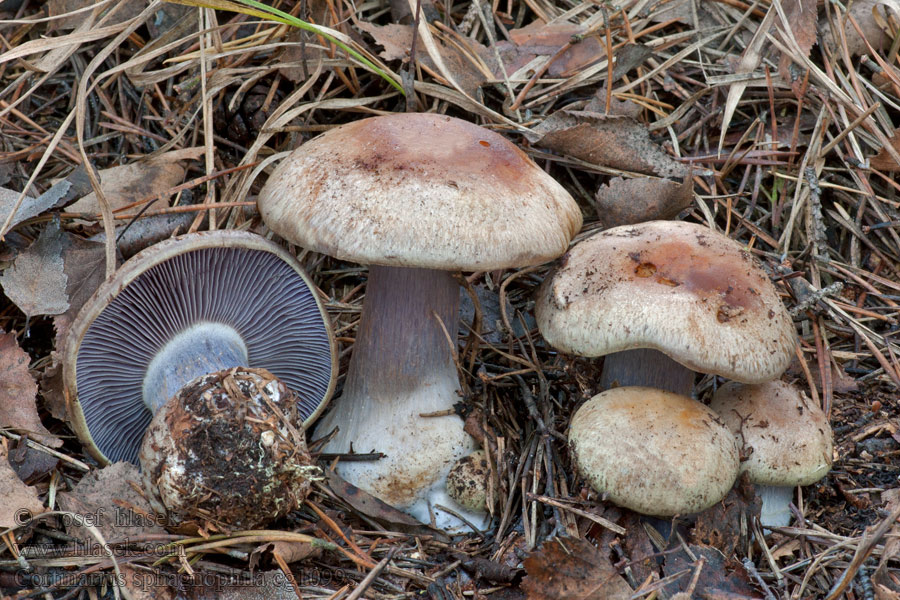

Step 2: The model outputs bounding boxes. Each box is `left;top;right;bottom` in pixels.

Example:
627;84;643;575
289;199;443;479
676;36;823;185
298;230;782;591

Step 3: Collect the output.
258;113;582;270
709;380;833;486
569;387;739;515
536;220;796;383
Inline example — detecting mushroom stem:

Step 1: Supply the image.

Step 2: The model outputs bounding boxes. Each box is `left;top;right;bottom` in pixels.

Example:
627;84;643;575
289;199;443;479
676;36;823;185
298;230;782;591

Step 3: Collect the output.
757;485;794;529
317;265;476;525
142;322;249;414
599;349;695;396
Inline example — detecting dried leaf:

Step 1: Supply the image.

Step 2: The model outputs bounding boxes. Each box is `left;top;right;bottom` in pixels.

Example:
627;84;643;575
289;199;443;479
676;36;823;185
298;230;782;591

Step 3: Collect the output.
521;537;632;600
52;234;110;347
0;438;45;528
0;332;62;448
7;436;59;483
593;175;693;227
325;469;448;539
48;0;149;31
119;565;176;600
56;462;166;544
663;544;756;597
776;0;818;80
66;148;203;216
0;221;69;317
529;110;687;178
251;540;322;568
496;22;606;78
358;22;415;61
358;22;487;97
691;474;761;558
821;0;900;57
870;129;900;171
0;166;92;232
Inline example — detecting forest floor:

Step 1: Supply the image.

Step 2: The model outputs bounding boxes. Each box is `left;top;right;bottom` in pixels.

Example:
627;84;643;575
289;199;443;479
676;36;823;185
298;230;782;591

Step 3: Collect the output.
1;0;900;598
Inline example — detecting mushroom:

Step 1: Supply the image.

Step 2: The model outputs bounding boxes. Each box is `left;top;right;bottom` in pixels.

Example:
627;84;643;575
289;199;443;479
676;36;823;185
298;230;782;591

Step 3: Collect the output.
569;387;740;515
257;112;581;528
64;230;337;465
445;450;490;514
535;221;796;396
709;380;833;528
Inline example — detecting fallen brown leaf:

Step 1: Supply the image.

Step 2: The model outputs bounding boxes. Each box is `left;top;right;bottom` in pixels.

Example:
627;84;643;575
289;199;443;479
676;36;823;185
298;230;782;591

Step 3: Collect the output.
66;147;203;217
870;129;900;171
119;565;176;600
324;469;448;539
521;537;632;600
497;22;606;78
593;175;693;227
251;540;322;568
663;544;757;598
7;435;59;483
0;438;45;528
528;110;687;178
776;0;818;80
0;331;62;448
56;462;166;544
691;474;761;558
821;0;900;57
0;220;70;317
358;22;488;97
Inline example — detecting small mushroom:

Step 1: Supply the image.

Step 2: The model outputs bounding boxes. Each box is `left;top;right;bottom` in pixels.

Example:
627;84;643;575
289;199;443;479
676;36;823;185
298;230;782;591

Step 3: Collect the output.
569;387;740;515
709;380;833;528
445;450;489;513
64;230;336;464
258;112;582;529
536;221;796;396
140;368;320;531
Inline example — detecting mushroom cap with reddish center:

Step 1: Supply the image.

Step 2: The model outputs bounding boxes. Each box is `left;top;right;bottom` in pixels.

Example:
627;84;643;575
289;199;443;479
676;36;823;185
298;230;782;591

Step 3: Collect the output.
257;112;582;270
536;221;796;383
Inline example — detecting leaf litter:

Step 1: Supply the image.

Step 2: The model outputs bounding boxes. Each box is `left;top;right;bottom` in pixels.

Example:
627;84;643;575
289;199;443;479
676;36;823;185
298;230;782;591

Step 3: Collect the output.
2;0;900;597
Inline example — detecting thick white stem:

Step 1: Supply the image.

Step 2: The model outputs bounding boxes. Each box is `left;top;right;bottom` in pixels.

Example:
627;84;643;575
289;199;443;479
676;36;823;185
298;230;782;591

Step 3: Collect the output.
758;484;794;529
316;266;479;529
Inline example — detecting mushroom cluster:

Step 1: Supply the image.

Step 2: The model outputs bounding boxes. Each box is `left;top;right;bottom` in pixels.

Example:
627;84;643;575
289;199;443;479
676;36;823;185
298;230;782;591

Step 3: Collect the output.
64;231;336;530
258;112;582;529
537;220;832;523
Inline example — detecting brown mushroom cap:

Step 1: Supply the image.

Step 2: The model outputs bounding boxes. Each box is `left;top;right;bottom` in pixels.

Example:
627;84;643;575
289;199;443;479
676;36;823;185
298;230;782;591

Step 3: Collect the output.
257;112;582;270
569;387;739;516
709;380;833;486
536;221;796;383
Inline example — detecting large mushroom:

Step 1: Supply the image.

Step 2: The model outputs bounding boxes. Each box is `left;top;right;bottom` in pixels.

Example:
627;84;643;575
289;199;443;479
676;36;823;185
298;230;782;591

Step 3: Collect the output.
257;112;582;527
64;230;337;465
536;220;797;396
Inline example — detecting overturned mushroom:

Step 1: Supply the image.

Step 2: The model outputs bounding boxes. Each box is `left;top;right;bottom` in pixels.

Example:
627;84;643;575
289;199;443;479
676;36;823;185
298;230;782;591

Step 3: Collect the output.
258;112;581;529
64;230;336;464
